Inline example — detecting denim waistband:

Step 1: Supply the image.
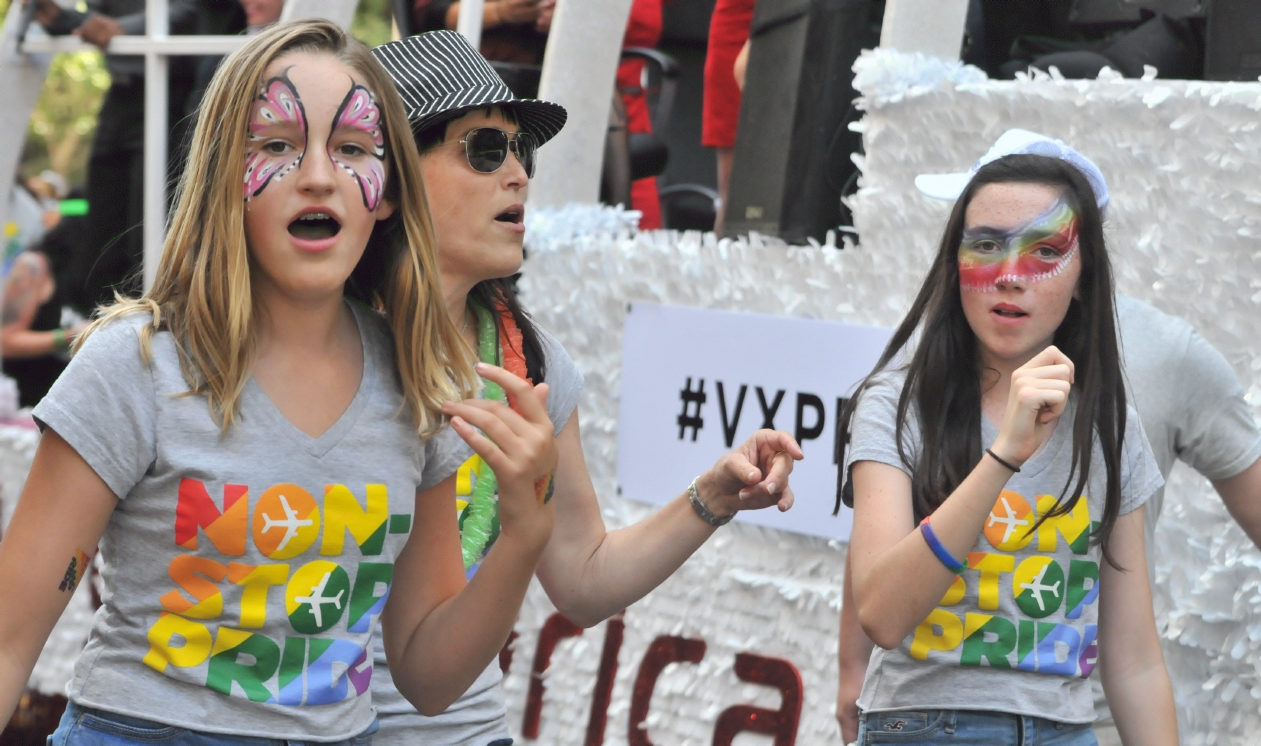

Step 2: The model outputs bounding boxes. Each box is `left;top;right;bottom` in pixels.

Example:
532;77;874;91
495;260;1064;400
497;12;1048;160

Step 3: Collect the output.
51;701;379;746
859;709;1096;745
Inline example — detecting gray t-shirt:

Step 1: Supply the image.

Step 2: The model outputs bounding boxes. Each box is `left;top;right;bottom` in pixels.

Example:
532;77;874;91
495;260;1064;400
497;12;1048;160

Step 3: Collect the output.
371;326;584;746
847;369;1162;724
1090;296;1261;727
32;304;462;742
1115;296;1261;575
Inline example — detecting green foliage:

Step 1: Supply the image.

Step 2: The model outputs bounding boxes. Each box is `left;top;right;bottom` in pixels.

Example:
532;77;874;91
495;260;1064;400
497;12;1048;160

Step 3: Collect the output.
21;51;111;186
353;0;396;48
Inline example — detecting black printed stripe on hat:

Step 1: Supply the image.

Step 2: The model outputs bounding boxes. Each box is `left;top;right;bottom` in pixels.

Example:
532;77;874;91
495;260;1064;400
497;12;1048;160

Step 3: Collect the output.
372;30;567;147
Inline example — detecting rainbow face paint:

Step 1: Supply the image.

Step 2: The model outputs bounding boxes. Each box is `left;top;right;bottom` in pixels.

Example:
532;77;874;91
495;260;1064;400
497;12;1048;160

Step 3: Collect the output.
328;84;386;212
243;71;308;200
958;199;1080;292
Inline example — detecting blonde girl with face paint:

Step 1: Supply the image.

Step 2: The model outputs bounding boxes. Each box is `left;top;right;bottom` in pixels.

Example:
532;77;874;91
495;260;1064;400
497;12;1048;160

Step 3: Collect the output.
0;20;557;745
838;155;1176;745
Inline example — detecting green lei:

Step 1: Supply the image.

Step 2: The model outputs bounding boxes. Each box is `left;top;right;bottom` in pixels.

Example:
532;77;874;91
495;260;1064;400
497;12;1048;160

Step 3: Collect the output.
460;304;506;569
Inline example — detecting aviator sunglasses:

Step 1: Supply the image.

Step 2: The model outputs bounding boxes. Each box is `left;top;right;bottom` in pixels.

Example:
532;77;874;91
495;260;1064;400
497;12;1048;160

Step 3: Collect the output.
458;127;538;178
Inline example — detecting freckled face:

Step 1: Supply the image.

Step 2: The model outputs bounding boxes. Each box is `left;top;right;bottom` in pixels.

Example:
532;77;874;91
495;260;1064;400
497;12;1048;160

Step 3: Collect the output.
242;52;393;302
958;182;1082;365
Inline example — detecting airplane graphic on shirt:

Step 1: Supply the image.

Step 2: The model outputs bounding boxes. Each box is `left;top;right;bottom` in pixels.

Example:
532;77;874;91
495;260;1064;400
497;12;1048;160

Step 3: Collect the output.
987;496;1030;546
294;571;345;627
260;494;314;552
1018;564;1062;612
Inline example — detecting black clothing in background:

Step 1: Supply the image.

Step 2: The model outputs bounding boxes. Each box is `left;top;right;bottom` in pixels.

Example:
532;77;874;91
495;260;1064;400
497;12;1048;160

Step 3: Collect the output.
5;300;66;408
4;207;90;408
978;0;1072;77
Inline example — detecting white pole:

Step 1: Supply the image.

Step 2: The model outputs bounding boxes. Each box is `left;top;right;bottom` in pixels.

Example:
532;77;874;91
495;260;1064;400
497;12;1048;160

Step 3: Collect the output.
456;0;483;49
143;0;170;291
879;0;969;61
528;0;633;207
0;1;52;231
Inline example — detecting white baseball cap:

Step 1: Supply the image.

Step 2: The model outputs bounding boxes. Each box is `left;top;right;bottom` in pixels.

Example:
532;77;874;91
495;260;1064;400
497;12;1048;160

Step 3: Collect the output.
914;129;1109;212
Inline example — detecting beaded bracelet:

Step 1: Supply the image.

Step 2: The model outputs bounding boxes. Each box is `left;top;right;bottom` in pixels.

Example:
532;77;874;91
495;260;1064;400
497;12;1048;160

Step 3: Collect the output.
919;515;966;575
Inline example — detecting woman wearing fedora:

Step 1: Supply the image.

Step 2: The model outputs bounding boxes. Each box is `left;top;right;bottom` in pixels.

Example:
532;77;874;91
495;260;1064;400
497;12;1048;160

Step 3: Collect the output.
368;31;803;745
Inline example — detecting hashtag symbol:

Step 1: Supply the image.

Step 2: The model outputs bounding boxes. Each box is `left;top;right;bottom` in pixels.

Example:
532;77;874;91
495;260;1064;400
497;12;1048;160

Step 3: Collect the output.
677;377;706;441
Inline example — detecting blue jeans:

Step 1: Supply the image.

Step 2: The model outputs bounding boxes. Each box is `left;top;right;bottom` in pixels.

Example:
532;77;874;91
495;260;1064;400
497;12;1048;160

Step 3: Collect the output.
858;710;1097;745
49;702;378;745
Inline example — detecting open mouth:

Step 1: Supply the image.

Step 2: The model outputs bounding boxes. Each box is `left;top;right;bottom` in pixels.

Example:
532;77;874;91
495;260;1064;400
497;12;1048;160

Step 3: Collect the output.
992;307;1028;318
288;211;342;241
494;207;523;224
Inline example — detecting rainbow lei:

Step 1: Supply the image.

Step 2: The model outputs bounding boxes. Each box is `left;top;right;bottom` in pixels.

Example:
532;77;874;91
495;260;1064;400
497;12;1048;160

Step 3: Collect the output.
459;303;555;569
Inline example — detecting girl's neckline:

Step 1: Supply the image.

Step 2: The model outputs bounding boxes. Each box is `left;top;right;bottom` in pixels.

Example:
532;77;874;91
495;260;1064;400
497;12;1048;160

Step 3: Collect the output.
243;302;375;458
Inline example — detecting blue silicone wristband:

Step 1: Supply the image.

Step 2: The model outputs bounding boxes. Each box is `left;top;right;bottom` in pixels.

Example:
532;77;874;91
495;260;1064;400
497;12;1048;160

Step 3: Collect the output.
919;516;967;575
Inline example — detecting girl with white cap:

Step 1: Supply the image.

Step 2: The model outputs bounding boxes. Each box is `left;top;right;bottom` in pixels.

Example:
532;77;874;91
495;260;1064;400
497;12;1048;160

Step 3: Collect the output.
839;144;1177;744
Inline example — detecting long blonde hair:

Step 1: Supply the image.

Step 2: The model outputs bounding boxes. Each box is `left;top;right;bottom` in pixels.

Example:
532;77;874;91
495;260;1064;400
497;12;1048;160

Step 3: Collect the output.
79;19;475;438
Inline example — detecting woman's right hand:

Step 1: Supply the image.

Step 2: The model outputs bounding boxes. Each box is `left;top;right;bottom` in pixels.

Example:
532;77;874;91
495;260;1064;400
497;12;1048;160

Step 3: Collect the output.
443;362;557;550
991;345;1075;466
491;0;543;26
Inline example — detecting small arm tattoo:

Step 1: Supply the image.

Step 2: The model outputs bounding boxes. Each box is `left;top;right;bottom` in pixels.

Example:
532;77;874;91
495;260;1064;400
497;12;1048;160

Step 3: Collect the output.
58;549;91;592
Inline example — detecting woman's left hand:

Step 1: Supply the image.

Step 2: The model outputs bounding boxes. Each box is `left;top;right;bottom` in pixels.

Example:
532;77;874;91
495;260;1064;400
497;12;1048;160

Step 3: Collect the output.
694;429;803;518
443;363;558;548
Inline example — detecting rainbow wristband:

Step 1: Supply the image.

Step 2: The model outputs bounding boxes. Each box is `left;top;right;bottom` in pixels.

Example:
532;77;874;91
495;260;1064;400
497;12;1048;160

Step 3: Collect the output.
919;516;966;575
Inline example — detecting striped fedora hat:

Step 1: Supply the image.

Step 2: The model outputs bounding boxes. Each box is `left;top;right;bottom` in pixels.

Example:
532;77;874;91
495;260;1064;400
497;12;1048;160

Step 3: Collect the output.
372;31;567;146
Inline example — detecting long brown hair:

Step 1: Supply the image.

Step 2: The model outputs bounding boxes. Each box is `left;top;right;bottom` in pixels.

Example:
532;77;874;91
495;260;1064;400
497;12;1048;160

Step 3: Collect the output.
79;19;476;437
838;155;1127;565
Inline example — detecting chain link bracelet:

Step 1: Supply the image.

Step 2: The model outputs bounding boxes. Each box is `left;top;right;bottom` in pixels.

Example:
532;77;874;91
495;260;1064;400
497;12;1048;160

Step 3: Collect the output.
688;476;734;528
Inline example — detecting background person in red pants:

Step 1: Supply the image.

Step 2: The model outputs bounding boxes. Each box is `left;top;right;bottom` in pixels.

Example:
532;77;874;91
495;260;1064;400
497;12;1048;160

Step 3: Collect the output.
617;0;664;229
702;0;752;236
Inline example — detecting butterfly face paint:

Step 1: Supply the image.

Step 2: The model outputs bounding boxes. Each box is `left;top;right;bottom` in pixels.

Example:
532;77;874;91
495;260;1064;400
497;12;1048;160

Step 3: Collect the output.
328;84;386;212
957;199;1079;293
243;72;308;200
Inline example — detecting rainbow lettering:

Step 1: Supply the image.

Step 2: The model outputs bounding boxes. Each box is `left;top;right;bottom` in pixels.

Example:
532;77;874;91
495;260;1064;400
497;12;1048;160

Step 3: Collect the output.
147;479;414;706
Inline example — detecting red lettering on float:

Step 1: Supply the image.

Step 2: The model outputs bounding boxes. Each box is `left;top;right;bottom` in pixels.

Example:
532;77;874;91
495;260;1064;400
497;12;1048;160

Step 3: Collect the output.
627;635;707;746
712;653;803;746
583;612;625;746
521;613;583;738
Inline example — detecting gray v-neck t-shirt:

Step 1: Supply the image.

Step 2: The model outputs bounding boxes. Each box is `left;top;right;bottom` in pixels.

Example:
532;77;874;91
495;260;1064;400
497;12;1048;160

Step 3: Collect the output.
370;325;584;746
32;304;462;741
846;369;1162;723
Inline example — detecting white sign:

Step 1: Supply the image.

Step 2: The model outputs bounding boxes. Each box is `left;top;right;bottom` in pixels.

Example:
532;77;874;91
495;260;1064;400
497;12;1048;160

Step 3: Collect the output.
616;303;892;541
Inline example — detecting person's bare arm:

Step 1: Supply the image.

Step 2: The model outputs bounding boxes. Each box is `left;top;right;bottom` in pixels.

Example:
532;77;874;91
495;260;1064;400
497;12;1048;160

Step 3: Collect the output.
445;0;540;30
1213;456;1261;550
0;429;117;725
74;13;125;49
733;39;750;91
535;415;801;627
837;552;873;744
1098;506;1178;745
2;324;82;360
382;364;555;715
